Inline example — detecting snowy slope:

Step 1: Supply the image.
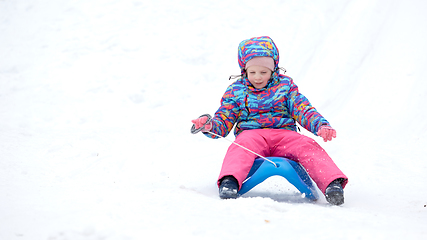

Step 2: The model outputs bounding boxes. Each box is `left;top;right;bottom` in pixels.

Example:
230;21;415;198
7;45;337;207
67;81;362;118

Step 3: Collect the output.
1;0;426;239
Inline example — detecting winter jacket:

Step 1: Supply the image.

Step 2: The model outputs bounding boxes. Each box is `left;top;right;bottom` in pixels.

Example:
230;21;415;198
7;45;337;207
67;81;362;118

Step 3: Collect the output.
206;36;331;138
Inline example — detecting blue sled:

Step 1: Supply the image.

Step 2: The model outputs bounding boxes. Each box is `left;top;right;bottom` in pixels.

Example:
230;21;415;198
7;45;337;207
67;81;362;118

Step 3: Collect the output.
238;157;319;201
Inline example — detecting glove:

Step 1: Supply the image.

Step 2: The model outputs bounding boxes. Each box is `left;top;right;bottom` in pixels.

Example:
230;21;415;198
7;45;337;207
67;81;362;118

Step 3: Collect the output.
317;125;336;142
191;116;212;132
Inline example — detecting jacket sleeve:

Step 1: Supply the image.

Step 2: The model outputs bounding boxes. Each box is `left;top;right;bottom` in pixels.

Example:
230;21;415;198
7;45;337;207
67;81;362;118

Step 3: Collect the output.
203;85;240;139
286;78;331;135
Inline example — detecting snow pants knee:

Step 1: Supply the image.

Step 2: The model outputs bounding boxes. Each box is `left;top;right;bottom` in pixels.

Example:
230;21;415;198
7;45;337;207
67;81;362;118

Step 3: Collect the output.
217;129;348;194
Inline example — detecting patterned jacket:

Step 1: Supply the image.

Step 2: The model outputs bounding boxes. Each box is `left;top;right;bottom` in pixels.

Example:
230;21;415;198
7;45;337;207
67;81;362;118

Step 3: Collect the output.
206;36;330;138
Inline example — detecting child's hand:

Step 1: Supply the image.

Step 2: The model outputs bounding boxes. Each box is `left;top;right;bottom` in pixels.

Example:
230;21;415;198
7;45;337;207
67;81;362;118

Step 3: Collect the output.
317;126;336;142
191;116;212;132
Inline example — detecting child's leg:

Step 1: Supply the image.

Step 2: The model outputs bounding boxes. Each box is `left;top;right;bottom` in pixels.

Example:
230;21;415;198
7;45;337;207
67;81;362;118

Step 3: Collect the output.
270;130;348;194
217;129;269;190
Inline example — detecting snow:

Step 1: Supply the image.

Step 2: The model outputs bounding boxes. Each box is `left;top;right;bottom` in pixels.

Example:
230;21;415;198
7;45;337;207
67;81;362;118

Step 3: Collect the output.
1;0;426;239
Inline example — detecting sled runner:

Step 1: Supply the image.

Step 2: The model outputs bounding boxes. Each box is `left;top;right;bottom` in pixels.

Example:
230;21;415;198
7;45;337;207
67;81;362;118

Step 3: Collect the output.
239;157;319;201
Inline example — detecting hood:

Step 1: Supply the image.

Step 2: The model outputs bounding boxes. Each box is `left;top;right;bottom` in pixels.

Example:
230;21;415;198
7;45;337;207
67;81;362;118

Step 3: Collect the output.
237;36;280;76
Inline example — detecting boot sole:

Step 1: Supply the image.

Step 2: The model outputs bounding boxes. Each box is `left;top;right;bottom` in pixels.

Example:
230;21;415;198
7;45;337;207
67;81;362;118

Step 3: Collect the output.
326;191;344;205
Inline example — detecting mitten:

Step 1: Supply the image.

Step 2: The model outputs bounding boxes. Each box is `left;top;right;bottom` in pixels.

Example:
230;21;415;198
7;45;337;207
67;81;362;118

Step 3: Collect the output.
191;116;212;132
317;125;336;142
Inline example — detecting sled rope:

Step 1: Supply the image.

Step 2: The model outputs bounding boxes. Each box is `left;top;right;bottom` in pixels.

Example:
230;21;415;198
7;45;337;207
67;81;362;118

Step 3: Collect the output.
206;131;278;168
191;113;278;168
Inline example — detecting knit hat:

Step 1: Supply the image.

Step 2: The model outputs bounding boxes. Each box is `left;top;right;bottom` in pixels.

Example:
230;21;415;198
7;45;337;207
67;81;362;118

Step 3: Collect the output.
245;56;275;72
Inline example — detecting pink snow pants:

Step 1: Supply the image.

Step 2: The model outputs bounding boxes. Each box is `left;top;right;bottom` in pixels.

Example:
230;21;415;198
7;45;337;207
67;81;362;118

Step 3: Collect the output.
217;129;348;194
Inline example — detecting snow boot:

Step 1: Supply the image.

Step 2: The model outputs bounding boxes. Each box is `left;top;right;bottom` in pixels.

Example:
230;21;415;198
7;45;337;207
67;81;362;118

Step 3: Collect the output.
325;179;344;205
219;176;238;199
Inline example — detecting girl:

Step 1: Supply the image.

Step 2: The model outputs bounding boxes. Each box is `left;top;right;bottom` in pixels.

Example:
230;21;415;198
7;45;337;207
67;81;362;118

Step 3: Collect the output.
192;36;348;205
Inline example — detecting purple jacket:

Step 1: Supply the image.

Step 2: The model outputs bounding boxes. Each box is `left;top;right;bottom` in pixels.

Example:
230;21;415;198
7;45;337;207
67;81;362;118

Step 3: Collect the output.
206;36;331;138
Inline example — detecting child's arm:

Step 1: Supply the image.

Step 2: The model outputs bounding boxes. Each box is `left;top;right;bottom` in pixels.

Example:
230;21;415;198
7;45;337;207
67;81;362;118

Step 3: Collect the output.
286;78;331;136
203;86;239;139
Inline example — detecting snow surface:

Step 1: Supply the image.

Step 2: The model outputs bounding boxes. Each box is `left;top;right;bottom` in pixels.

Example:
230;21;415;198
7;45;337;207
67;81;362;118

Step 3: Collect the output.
1;0;427;239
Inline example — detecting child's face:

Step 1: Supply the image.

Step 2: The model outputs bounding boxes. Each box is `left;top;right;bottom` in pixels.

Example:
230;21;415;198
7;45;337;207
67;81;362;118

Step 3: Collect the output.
246;65;272;89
